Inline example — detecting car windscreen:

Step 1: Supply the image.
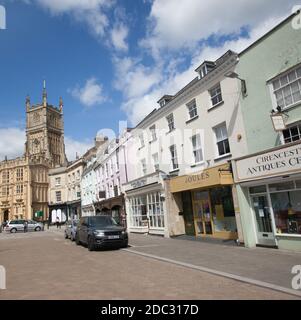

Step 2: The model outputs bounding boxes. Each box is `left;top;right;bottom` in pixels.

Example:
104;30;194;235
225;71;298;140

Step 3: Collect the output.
89;216;117;228
72;221;78;226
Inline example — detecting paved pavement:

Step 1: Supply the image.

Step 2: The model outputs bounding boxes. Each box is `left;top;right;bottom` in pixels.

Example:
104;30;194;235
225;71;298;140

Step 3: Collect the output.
125;233;301;295
0;229;300;300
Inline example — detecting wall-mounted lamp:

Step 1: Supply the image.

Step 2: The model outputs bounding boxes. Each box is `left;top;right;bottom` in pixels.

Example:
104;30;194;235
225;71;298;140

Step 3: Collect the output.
270;106;289;132
225;71;247;97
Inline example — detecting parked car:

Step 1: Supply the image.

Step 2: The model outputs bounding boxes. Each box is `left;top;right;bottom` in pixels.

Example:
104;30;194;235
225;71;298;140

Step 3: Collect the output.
5;220;44;233
64;219;79;241
76;215;128;251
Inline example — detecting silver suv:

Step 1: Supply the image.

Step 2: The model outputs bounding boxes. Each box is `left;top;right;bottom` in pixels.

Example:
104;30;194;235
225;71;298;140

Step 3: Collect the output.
5;220;44;233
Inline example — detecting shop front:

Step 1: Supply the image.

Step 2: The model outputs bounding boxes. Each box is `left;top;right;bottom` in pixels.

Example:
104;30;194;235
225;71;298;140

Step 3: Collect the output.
94;195;126;228
170;164;239;240
123;172;169;236
233;142;301;251
67;200;81;220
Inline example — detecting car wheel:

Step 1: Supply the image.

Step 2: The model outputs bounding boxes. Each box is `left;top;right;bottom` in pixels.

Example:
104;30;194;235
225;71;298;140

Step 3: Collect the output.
87;237;95;252
35;227;41;232
10;228;17;234
71;233;75;242
121;240;129;248
64;232;68;239
75;233;81;246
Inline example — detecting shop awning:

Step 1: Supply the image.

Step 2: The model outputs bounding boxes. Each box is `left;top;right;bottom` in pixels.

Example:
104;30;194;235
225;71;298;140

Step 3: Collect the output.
170;164;233;193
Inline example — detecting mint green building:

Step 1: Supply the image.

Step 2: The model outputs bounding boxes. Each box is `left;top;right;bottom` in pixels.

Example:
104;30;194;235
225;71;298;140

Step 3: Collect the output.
232;12;301;252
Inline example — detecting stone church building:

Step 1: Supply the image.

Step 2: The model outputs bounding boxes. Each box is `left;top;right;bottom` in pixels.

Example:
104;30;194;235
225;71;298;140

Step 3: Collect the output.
0;83;67;223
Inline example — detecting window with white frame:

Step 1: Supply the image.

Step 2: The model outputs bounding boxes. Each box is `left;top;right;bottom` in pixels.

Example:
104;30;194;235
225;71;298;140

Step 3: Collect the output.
139;133;145;148
166;114;175;132
187;99;198;119
209;84;223;107
148;192;164;228
56;191;62;202
282;123;301;144
272;65;301;109
152;153;159;172
129;196;147;227
170;145;179;171
141;159;147;176
116;150;120;170
214;123;230;157
150;125;157;142
55;177;61;186
191;134;203;164
105;163;109;177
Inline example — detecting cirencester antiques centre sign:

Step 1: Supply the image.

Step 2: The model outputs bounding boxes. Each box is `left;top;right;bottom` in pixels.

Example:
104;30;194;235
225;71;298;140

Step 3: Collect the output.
234;142;301;182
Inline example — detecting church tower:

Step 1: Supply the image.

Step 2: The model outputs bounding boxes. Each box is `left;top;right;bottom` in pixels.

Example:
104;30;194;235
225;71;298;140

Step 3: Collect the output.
25;81;67;168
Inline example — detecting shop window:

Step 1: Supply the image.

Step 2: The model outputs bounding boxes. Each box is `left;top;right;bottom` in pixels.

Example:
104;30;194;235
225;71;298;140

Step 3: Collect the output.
271;190;301;235
249;185;267;194
296;180;301;189
147;192;164;229
269;181;295;192
210;187;237;233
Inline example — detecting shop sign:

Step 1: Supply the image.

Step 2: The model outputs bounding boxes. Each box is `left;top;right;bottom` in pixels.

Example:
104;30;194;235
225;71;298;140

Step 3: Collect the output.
170;164;233;193
131;179;147;189
124;173;162;192
235;143;301;182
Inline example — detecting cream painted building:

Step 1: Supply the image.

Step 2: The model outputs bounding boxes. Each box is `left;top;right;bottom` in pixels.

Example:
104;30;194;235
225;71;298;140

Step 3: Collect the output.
0;83;67;223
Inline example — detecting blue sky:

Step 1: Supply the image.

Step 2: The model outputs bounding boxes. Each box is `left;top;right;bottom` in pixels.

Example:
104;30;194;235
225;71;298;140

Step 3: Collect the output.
0;0;296;160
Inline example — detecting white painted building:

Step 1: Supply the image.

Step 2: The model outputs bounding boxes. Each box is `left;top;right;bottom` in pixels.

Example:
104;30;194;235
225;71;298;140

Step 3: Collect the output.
123;50;247;240
81;136;107;217
94;129;131;226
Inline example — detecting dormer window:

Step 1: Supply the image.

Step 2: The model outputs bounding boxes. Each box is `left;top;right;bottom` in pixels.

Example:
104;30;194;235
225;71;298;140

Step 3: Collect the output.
195;61;216;79
157;95;174;108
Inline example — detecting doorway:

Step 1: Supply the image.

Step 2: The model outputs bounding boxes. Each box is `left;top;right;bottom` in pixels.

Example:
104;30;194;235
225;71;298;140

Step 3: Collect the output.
192;191;213;237
4;210;9;222
251;195;276;247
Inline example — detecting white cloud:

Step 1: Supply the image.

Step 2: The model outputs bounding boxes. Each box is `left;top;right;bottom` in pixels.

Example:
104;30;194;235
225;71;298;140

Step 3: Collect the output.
70;78;107;107
0;128;25;161
30;0;114;38
65;136;93;161
116;12;290;126
113;56;162;100
142;0;296;53
110;24;129;51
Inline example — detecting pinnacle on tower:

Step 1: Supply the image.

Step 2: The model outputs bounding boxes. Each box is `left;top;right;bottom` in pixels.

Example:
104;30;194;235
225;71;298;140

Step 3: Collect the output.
59;96;63;112
26;95;30;111
43;79;47;107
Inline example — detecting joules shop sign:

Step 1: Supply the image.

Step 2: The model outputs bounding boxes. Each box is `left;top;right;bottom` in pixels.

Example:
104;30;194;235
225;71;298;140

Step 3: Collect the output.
235;143;301;182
